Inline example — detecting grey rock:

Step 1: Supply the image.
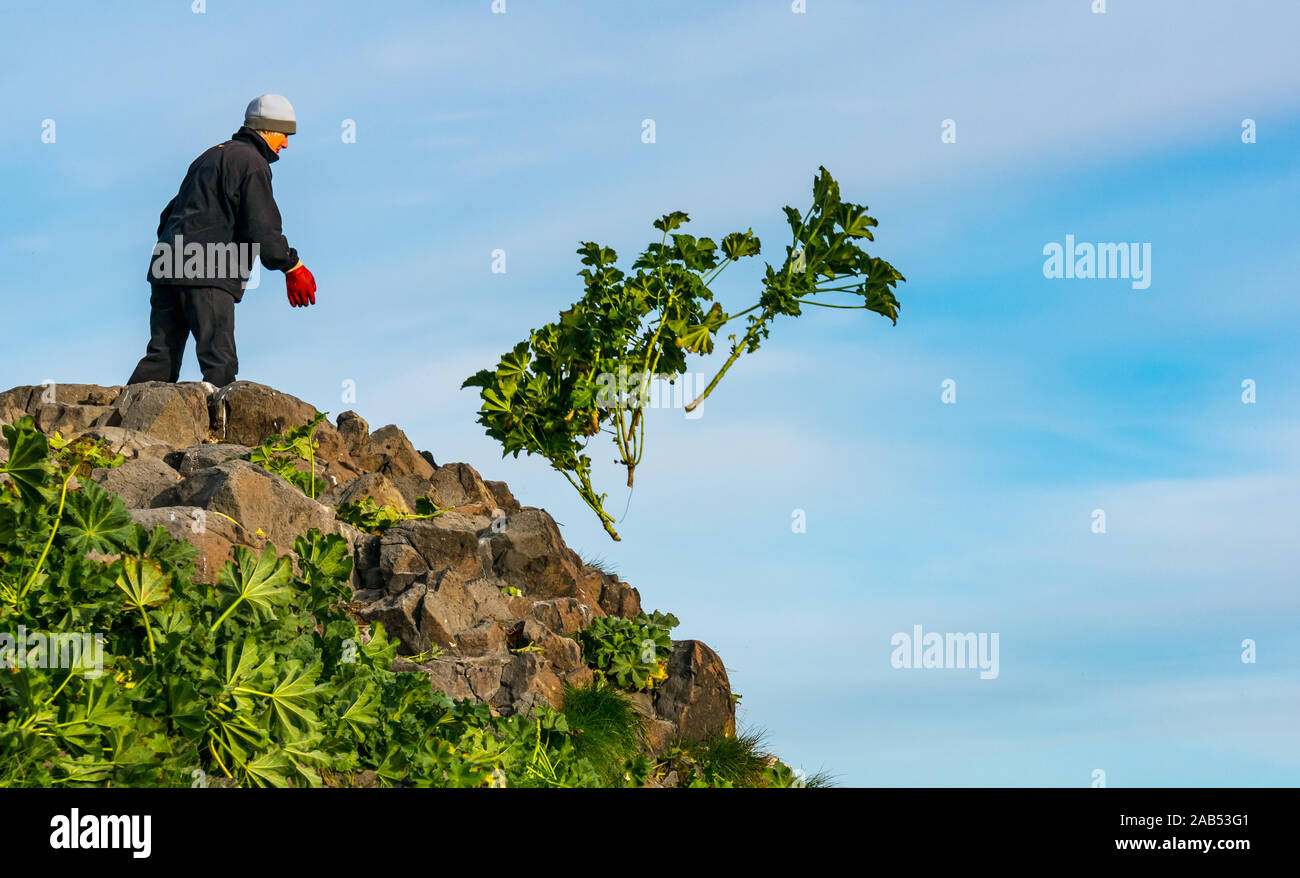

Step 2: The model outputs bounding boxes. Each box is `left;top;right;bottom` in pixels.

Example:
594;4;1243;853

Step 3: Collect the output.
335;411;370;459
508;619;583;672
321;471;411;513
163;459;338;552
532;597;594;637
652;640;736;742
428;462;497;512
598;576;642;620
91;458;181;508
483;480;522;515
496;651;566;714
358;584;428;655
484;508;599;606
355;424;435;480
209;381;317;446
96;382;211;447
165;443;252;477
36;403;112;435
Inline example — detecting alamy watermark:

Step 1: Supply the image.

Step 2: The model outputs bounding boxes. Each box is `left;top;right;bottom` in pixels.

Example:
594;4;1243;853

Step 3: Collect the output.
49;808;150;858
595;366;705;419
149;236;262;289
1042;235;1151;290
890;624;999;680
0;626;105;678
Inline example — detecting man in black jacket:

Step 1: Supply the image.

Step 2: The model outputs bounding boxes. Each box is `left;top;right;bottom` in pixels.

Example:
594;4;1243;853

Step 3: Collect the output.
128;94;317;387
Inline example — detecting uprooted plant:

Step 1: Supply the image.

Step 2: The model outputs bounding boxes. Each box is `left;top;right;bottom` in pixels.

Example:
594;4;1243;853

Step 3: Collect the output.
463;166;904;539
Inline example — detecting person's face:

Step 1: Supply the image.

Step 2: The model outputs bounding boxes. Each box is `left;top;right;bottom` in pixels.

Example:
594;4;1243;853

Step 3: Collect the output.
261;131;289;153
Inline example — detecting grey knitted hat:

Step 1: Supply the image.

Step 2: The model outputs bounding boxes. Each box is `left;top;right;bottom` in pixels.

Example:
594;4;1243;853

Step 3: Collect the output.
244;94;296;135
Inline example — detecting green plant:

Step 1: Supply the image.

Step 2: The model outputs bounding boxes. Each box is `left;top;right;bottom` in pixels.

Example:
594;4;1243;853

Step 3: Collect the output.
242;411;328;499
0;417;627;788
48;432;124;472
464;167;904;539
335;496;448;535
560;681;645;786
579;610;678;691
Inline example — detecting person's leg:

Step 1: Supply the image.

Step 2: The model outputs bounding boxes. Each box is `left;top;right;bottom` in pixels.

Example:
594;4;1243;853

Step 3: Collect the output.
127;285;189;384
181;288;239;387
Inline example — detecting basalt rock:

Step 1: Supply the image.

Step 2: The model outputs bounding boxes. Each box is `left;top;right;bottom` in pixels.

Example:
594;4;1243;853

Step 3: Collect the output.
165;443;252;477
90;457;181;508
94;381;210;447
208;381;317;446
158;459;340;551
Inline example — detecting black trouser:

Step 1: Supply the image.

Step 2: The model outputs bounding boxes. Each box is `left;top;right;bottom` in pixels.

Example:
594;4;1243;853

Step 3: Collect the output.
127;284;238;386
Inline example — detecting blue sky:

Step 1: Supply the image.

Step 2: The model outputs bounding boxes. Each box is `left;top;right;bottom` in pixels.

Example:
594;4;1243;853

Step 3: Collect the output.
2;0;1297;786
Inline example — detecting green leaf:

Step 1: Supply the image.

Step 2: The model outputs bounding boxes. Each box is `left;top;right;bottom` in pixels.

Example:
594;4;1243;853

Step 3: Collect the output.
115;555;172;613
653;211;689;233
61;479;135;555
675;303;727;354
812;165;841;207
838;203;878;239
675;323;716;355
1;416;55;507
261;661;325;734
721;229;761;260
222;637;263;692
243;749;294;788
337;683;381;738
212;544;293;629
294;530;353;584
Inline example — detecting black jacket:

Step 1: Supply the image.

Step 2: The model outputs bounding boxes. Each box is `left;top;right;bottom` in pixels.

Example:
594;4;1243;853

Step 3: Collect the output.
146;127;299;301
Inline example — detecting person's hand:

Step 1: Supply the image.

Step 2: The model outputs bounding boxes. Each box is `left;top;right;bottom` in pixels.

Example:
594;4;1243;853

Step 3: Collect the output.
286;261;317;307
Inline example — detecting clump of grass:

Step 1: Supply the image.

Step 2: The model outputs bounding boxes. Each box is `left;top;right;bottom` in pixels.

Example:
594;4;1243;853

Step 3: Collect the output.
561;682;645;786
669;726;836;788
579;553;618;577
798;768;836;788
679;728;771;786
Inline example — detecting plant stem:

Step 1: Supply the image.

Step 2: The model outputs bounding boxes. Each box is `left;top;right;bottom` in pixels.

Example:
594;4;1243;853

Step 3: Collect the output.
684;313;767;413
18;469;74;601
722;303;762;324
139;605;157;656
209;598;244;633
700;256;734;288
45;669;76;705
556;467;620;541
208;735;235;778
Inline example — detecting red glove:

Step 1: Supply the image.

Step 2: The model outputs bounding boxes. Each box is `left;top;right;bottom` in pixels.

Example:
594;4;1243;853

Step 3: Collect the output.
286;262;317;307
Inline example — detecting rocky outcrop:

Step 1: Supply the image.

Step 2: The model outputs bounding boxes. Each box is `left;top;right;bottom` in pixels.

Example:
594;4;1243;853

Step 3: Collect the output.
0;380;735;753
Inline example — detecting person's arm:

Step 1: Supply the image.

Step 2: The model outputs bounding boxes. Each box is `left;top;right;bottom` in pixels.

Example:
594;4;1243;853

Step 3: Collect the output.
235;167;299;271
